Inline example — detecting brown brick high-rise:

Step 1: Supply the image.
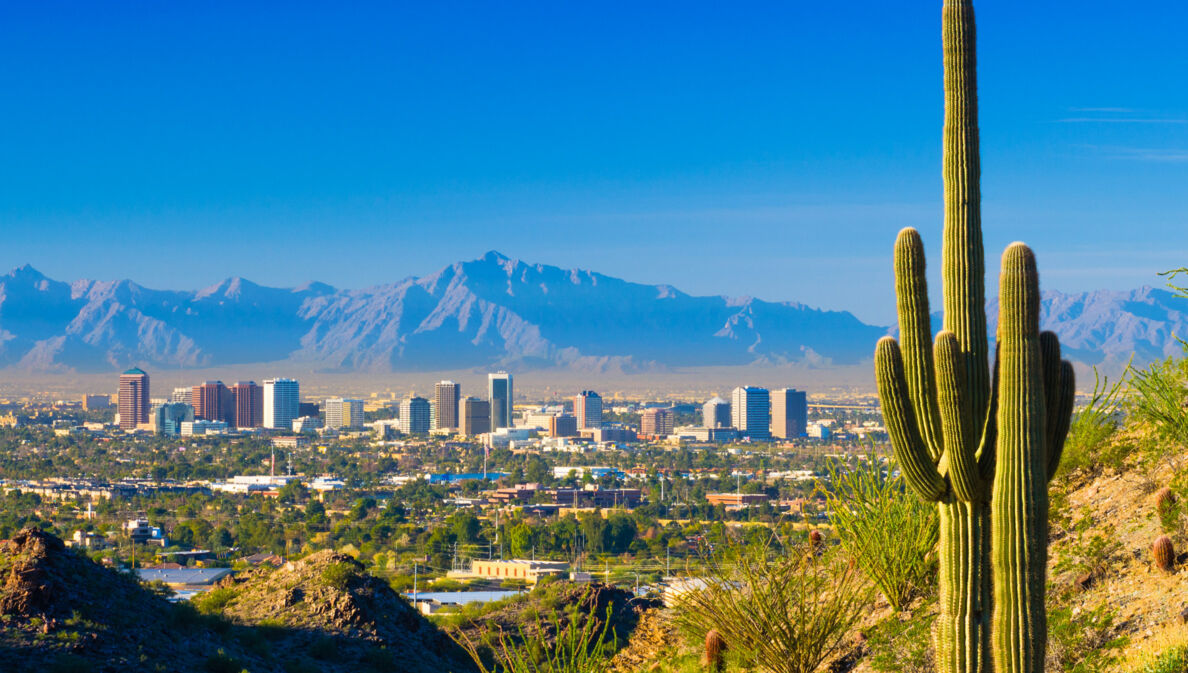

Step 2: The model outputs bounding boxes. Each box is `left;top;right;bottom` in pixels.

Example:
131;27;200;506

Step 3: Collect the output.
231;381;263;428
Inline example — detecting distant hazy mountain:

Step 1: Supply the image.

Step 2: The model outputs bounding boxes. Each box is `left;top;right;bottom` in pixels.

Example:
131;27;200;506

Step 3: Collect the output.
0;253;885;373
0;254;1182;374
989;285;1188;368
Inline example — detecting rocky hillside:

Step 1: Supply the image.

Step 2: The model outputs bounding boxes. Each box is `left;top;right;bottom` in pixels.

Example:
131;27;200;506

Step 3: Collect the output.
0;529;480;672
208;550;474;673
0;528;241;672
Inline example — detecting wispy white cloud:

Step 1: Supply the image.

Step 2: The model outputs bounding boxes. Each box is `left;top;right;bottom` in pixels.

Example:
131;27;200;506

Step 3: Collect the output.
1077;144;1188;162
1057;107;1187;124
1069;107;1134;113
1058;117;1188;124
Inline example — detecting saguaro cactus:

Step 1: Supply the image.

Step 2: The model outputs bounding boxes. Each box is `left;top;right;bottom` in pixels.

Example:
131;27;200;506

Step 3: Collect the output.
875;2;1074;673
990;244;1075;673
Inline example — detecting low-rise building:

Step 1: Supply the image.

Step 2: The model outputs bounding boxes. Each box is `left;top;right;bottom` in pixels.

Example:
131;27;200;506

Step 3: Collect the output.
468;559;569;584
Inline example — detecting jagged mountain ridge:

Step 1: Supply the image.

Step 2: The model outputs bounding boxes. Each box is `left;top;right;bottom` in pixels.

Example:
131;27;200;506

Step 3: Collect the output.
0;253;1182;373
0;253;884;373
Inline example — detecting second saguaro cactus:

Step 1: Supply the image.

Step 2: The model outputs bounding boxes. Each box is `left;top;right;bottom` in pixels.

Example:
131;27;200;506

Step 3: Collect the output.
875;2;1075;673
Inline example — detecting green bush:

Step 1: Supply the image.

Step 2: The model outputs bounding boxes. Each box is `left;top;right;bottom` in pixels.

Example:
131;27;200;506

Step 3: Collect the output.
1046;604;1127;672
1135;644;1188;673
320;561;357;591
192;586;239;615
1128;353;1188;470
1059;367;1126;477
452;594;615;673
820;455;938;610
671;539;871;673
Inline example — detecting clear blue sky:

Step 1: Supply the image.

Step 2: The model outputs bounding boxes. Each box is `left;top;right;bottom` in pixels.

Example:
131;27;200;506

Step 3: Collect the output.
1;1;1185;324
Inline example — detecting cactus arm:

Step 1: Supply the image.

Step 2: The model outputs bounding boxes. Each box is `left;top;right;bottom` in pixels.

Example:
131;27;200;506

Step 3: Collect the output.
895;227;945;461
935;330;983;501
876;336;946;501
991;243;1048;673
942;0;991;422
1046;361;1075;481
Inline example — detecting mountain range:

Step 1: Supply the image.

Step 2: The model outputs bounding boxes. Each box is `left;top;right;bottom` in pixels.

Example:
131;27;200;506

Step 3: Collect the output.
0;251;1183;375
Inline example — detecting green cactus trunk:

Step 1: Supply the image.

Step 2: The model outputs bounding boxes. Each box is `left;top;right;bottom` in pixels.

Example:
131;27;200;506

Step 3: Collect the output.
936;500;990;673
875;2;1074;672
991;245;1056;673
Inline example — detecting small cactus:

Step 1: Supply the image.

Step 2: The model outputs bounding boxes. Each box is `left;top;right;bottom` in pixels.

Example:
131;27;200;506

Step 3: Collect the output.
1156;487;1176;512
1153;535;1176;572
704;629;727;673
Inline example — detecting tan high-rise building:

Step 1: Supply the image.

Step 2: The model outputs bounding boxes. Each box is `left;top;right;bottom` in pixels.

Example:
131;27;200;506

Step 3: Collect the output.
460;397;491;436
118;368;150;430
434;380;461;430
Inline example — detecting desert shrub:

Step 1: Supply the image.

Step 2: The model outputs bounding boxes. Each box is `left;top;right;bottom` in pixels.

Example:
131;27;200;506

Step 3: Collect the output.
820;455;938;610
1059;367;1127;477
1135;644;1188;673
193;586;239;615
308;636;340;660
452;602;616;673
203;649;243;673
320;561;357;591
864;603;935;673
1054;512;1122;581
1127;354;1188;469
671;539;871;673
1046;603;1128;673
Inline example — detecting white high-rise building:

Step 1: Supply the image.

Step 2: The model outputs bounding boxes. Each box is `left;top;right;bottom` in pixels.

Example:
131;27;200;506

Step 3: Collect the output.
731;386;770;441
702;396;731;428
263;378;300;430
325;398;364;430
434;381;461;430
488;372;514;429
171;387;193;404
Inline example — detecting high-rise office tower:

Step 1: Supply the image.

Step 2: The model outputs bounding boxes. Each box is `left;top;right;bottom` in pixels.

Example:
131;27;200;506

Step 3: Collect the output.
171;387;192;404
325;398;365;429
771;388;808;439
460;397;491;436
153;402;194;436
398;396;431;433
434;381;461;430
573;390;603;430
192;381;233;424
731;386;771;440
641;408;675;436
488;372;513;429
702;396;731;428
263;378;300;430
231;381;263;428
118;368;150;430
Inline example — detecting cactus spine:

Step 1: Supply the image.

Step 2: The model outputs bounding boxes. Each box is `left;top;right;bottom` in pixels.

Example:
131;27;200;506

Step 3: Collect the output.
875;3;1075;673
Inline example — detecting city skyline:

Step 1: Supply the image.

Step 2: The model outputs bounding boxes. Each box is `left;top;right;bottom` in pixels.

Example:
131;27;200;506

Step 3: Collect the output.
2;3;1185;325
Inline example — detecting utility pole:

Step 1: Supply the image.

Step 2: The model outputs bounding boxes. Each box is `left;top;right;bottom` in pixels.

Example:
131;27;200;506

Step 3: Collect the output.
413;562;418;604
